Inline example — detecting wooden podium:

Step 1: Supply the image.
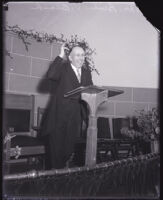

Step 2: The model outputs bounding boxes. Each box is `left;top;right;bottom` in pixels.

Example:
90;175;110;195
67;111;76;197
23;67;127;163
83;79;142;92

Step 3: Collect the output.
64;85;124;167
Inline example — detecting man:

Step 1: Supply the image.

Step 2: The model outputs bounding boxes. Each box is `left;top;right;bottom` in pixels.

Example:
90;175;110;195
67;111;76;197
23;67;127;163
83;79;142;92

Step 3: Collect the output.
39;44;93;169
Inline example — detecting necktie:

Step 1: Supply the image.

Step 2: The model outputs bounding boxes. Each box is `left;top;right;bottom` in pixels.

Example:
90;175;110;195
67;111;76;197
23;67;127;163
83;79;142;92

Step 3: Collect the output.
76;68;81;82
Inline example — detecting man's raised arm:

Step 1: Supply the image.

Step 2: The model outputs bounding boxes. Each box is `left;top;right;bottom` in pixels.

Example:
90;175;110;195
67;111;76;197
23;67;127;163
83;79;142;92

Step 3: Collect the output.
47;43;68;81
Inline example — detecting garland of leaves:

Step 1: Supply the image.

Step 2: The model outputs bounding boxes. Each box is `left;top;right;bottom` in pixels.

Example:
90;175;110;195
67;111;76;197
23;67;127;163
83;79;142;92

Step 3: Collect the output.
4;25;99;74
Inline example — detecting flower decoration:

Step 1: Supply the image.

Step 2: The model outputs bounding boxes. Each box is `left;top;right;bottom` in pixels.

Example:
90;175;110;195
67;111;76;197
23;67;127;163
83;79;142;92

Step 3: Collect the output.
121;127;142;140
136;108;160;140
4;25;99;74
120;108;160;142
120;117;143;140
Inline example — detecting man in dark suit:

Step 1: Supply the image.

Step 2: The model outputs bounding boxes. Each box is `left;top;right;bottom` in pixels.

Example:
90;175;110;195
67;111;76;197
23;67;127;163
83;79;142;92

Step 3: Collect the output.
39;44;93;169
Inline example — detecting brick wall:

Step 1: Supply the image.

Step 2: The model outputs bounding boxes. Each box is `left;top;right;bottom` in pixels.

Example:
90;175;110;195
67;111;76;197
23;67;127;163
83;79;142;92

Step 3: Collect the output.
4;32;159;126
97;86;158;118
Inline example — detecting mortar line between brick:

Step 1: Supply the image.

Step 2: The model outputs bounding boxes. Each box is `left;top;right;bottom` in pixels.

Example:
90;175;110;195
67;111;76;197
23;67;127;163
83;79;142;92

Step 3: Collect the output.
30;57;33;76
8;72;43;79
7;73;11;91
50;44;53;60
10;52;52;61
97;114;115;117
4;90;41;96
114;102;116;117
97;114;127;118
10;36;14;53
108;100;157;104
131;87;134;102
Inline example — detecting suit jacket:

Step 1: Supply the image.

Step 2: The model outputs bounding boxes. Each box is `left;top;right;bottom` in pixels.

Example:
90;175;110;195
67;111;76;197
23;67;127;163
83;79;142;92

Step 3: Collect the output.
39;56;93;139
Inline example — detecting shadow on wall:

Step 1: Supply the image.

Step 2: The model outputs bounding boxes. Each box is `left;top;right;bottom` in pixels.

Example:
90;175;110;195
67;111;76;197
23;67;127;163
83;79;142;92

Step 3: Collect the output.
36;61;58;95
36;61;59;138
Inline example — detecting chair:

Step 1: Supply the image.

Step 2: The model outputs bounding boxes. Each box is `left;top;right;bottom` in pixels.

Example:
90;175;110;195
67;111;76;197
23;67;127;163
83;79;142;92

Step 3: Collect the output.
96;117;118;162
72;117;117;166
112;117;139;159
3;93;45;174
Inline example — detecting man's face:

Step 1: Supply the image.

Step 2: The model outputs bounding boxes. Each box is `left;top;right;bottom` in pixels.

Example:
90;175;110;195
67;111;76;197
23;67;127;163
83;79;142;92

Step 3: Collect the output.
69;46;85;68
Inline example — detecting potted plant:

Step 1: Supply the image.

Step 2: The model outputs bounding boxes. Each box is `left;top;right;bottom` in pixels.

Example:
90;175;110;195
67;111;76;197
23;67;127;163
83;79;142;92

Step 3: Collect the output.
120;108;160;154
135;108;160;153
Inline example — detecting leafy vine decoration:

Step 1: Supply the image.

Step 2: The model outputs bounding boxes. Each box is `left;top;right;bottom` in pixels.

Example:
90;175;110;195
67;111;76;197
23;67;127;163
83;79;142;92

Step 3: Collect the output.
4;24;99;74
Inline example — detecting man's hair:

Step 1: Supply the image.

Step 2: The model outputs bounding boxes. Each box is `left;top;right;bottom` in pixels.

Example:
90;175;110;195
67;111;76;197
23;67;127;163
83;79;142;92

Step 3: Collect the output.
69;45;85;54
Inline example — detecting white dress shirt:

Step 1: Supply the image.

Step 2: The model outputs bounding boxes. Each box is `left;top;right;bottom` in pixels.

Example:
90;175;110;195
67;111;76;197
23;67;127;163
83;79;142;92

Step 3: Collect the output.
71;64;81;82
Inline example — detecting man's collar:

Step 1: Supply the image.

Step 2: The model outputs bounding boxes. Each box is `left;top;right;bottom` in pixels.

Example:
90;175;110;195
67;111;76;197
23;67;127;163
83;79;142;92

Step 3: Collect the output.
70;63;81;71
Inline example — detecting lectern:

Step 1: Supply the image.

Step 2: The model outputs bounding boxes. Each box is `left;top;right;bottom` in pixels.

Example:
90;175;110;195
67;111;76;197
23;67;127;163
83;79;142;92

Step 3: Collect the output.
64;85;123;167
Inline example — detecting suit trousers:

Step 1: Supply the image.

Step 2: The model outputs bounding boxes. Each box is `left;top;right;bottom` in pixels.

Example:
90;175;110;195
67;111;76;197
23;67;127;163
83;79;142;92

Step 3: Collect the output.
45;104;82;169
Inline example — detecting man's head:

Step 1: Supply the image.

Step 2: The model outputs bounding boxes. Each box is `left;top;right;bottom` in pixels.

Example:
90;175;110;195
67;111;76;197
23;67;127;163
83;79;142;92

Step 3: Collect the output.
68;46;85;68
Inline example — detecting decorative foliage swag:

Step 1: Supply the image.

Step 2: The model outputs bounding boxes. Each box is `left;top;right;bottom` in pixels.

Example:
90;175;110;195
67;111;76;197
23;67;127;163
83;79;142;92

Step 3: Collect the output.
4;25;99;74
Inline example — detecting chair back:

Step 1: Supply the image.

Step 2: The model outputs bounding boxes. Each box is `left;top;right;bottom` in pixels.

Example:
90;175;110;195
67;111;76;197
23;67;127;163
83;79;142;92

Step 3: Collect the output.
3;93;35;136
37;107;45;127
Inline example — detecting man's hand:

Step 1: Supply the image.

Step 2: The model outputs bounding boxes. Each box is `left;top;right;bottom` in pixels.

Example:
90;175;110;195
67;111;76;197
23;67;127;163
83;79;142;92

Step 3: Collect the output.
59;43;69;58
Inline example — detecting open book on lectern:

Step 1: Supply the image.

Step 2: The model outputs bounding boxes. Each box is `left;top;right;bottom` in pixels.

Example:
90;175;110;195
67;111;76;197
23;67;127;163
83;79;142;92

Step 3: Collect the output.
64;85;124;98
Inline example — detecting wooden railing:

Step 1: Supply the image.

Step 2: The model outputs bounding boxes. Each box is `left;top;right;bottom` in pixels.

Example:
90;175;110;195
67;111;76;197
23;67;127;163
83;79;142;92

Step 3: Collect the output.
3;153;160;198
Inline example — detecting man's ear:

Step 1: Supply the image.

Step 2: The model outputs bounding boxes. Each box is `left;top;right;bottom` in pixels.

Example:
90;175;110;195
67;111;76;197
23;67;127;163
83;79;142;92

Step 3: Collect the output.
68;54;72;62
